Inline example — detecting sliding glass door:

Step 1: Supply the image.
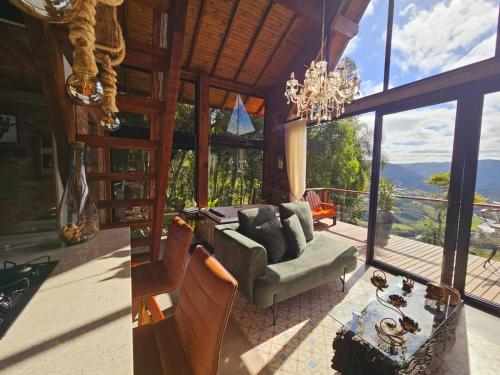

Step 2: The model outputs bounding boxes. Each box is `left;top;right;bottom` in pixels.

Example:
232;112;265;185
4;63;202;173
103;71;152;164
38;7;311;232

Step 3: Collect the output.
458;91;500;307
372;101;457;284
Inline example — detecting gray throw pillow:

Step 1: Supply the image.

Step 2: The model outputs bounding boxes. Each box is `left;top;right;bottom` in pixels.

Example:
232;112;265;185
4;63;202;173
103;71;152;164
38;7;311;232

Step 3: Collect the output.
282;214;307;258
255;218;287;264
279;202;314;242
238;206;277;239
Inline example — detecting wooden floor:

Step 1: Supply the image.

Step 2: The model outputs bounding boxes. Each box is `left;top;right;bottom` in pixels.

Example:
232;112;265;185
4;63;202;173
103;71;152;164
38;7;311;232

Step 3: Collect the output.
316;219;500;305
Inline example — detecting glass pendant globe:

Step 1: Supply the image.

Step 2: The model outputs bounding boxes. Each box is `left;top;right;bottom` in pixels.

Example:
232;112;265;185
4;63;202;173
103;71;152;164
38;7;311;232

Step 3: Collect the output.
100;112;120;132
9;0;84;24
65;72;104;106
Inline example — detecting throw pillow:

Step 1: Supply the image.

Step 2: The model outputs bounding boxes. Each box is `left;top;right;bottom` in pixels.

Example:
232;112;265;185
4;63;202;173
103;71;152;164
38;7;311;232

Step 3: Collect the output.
279;202;315;242
255;218;287;264
282;214;307;258
238;205;277;239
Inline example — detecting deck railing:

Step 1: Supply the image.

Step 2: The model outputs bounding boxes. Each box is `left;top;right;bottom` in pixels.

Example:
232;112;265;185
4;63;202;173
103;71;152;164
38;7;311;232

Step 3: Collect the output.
306;187;500;209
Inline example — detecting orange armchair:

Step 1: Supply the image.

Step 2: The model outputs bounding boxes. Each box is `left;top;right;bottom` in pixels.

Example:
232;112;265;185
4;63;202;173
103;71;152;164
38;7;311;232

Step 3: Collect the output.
304;190;337;226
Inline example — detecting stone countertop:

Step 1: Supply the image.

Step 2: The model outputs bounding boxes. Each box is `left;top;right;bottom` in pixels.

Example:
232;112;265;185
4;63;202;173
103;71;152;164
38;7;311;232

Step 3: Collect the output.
0;228;132;374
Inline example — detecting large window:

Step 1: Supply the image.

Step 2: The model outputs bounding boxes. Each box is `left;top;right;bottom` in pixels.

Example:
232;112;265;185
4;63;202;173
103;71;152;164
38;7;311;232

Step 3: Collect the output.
209;146;263;206
374;101;457;282
338;0;388;97
208;87;265;207
390;0;498;87
306;114;373;228
166;80;197;214
465;91;500;305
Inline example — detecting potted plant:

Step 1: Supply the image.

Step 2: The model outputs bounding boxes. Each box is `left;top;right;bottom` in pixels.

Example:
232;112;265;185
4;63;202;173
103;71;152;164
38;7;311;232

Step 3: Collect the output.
375;177;395;247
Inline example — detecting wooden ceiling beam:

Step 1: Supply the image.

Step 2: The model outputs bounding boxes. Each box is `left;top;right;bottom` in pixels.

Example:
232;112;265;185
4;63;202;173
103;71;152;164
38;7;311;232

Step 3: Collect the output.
233;2;274;82
253;14;298;87
185;0;207;70
273;0;323;23
211;0;242;76
180;70;268;98
76;134;160;150
152;0;188;260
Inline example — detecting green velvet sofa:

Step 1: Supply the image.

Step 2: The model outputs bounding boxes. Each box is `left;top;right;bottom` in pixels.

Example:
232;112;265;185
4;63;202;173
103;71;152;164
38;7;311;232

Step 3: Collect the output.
213;205;358;324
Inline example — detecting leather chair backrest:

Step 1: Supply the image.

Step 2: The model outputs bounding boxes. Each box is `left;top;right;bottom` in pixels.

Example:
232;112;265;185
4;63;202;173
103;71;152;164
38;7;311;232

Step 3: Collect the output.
174;245;238;375
161;216;193;289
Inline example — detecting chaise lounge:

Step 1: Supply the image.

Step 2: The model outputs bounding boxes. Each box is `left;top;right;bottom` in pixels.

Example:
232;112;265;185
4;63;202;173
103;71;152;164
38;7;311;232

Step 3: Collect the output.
214;203;358;324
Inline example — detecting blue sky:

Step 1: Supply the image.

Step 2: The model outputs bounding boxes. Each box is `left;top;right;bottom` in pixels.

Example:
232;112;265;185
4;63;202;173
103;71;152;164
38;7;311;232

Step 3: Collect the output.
343;0;500;164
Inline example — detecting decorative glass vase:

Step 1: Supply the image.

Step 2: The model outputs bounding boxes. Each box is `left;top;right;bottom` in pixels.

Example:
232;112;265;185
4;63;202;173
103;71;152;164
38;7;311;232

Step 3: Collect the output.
57;142;99;245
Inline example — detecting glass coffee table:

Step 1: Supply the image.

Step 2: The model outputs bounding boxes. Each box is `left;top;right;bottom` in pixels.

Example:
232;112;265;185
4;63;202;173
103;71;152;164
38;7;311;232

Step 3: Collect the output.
328;276;462;374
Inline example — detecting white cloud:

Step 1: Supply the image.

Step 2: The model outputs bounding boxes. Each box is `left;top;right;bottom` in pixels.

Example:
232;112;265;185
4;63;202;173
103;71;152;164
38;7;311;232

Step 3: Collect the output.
360;79;383;97
379;94;500;164
382;104;457;163
479;91;500;160
392;0;498;75
344;35;361;56
443;33;497;71
399;3;417;17
365;0;378;17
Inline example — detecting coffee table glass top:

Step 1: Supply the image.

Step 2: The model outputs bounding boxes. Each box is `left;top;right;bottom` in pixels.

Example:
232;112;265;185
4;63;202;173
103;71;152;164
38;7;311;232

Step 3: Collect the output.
328;276;461;367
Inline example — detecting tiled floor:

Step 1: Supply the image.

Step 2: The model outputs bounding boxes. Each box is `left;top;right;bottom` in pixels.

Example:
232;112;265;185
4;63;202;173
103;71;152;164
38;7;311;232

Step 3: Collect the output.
217;262;500;375
150;225;500;375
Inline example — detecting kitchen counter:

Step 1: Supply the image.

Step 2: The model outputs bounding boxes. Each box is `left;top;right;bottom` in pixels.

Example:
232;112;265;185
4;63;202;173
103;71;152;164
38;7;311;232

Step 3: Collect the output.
0;228;132;374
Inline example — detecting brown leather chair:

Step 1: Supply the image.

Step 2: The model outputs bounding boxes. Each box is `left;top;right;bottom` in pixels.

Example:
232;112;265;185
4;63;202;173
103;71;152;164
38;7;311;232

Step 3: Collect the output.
133;245;238;375
132;216;193;324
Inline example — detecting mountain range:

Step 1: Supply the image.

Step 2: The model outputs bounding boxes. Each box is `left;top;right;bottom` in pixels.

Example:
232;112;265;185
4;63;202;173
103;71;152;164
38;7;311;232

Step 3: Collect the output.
381;159;500;202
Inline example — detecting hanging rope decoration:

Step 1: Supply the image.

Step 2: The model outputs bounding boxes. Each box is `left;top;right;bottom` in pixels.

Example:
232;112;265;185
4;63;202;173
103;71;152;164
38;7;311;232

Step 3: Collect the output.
64;0;125;131
95;1;125;131
65;0;103;105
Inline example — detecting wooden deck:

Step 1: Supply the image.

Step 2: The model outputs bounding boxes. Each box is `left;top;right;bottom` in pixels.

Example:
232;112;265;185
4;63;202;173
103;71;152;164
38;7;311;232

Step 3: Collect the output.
316;220;500;305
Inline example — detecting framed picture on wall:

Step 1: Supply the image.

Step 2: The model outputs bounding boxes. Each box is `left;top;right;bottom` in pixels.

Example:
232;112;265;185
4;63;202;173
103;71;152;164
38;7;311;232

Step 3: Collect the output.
0;114;19;144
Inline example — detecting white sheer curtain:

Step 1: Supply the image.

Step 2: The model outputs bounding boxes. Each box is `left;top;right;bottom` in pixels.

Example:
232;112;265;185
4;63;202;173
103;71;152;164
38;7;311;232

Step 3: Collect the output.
285;119;307;202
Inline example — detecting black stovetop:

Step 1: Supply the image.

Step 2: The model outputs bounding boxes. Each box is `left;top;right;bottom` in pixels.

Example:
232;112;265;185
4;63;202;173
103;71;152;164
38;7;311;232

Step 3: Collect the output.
0;256;58;339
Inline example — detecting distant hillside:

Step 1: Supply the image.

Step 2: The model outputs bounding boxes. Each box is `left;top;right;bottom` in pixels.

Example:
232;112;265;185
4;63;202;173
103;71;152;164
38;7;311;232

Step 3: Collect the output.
381;160;500;201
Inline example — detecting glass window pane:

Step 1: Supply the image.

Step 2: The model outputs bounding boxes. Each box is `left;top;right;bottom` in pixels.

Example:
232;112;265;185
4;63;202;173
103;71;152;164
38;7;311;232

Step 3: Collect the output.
175;81;196;133
166;149;196;211
390;0;498;87
374;101;457;283
339;0;388;97
306;113;374;260
110;149;151;173
209;146;263;206
465;91;500;304
209;87;264;140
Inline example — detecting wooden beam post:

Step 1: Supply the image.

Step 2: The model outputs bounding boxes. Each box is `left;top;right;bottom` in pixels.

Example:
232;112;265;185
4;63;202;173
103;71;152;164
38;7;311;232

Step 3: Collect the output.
196;72;209;207
152;0;188;260
24;17;75;184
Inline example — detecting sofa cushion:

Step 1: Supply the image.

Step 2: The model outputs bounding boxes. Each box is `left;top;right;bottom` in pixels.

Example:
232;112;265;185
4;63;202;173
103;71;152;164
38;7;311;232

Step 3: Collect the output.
255;218;287;264
238;205;276;240
252;235;358;308
282;214;306;258
279;202;314;242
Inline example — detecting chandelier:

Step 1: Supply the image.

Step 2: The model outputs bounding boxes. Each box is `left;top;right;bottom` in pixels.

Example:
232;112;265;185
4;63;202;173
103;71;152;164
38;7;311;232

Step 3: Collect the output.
284;0;360;124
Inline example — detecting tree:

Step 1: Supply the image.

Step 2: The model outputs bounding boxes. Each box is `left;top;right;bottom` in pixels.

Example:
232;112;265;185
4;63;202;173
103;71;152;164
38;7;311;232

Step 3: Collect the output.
307;116;372;224
422;172;486;246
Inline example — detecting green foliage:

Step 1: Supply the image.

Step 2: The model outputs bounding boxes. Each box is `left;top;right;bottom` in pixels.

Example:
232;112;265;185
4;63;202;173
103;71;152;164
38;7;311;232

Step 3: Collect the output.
426;172;450;194
306;113;372;224
208;198;219;208
378;177;395;212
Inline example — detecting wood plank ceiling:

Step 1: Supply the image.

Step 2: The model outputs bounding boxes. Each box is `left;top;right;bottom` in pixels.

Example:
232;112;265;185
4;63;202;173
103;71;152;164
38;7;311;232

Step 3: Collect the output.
119;0;336;116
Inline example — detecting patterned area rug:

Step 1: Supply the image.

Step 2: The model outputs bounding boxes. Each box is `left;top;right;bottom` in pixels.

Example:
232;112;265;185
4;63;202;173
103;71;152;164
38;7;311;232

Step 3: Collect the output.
231;265;373;374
